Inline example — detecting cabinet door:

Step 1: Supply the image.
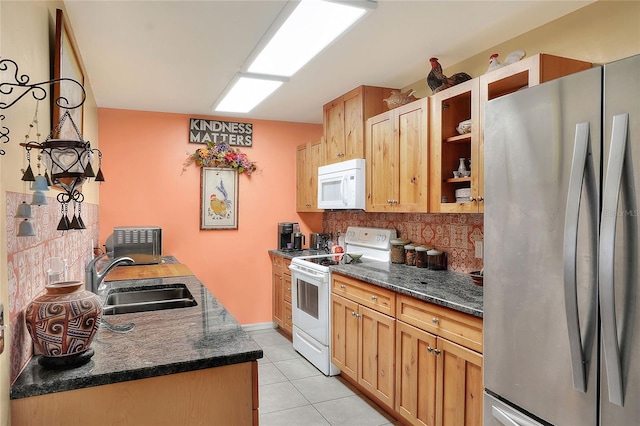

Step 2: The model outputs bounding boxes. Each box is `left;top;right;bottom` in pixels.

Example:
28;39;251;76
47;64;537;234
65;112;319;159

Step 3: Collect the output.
324;99;345;164
397;99;428;212
343;88;364;161
396;321;437;426
429;79;481;213
296;143;310;211
358;305;396;411
308;138;324;211
272;270;284;327
366;111;397;211
436;338;483;426
331;294;359;381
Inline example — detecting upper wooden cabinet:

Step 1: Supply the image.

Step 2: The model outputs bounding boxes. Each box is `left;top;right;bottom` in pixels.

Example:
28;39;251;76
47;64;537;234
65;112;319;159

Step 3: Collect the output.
430;53;591;213
323;85;397;165
366;98;429;212
430;78;481;213
296;137;324;212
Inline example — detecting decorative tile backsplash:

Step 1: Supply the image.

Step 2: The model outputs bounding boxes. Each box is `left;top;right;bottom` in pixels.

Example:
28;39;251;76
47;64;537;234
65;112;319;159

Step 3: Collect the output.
322;211;484;273
6;191;99;383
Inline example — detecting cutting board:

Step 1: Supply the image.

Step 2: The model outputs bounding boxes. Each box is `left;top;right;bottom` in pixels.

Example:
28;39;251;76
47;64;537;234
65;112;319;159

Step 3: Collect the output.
105;263;193;281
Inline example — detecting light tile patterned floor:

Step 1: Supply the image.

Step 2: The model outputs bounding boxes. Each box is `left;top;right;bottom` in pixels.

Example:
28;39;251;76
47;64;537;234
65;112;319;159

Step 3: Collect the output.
249;328;401;426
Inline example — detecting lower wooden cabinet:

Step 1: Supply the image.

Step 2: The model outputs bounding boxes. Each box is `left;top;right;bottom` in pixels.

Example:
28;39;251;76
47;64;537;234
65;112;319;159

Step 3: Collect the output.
331;273;483;425
438;337;483;426
271;254;292;336
396;320;438;426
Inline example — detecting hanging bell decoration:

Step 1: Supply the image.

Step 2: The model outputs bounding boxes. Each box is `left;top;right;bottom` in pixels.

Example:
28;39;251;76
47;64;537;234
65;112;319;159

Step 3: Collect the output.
14;201;33;219
17;219;36;237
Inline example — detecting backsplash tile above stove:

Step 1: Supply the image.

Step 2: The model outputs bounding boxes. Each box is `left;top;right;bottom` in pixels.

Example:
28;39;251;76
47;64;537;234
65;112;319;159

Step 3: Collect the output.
322;211;483;273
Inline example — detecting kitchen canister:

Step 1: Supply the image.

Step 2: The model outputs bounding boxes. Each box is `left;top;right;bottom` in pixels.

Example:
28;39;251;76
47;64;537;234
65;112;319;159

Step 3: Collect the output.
24;281;102;369
415;246;429;268
427;248;447;270
390;239;410;264
404;244;416;266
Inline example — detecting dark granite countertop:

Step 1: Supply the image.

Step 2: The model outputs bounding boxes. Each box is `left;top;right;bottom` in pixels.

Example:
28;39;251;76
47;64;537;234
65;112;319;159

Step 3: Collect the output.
270;249;483;318
11;273;263;400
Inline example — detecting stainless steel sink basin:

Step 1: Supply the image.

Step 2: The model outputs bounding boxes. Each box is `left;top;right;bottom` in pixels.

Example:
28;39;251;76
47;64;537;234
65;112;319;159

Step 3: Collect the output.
103;284;197;315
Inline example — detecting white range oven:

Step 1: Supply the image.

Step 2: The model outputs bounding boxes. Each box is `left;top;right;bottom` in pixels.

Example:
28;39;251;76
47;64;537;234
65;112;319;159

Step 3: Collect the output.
288;226;397;376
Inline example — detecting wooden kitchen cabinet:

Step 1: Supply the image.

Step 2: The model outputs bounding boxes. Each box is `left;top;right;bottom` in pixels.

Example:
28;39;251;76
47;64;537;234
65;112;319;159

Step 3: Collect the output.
331;273;396;411
429;54;591;214
366;98;429;212
12;362;259;426
323;85;397;165
396;294;483;426
429;78;482;213
296;137;324;212
271;253;292;337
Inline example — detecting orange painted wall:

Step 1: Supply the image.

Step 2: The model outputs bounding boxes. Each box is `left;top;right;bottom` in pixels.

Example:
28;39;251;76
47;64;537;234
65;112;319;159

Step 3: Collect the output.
97;108;323;324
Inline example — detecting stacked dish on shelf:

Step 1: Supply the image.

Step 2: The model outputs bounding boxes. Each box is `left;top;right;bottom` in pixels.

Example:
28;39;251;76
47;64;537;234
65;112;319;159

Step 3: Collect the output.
455;187;471;203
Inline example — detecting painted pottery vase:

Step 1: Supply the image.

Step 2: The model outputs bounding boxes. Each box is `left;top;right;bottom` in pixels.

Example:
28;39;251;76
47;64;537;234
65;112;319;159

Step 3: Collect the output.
25;281;102;369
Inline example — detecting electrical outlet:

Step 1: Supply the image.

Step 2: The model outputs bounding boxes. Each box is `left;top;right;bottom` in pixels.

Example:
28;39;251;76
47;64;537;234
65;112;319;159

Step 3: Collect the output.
475;241;483;259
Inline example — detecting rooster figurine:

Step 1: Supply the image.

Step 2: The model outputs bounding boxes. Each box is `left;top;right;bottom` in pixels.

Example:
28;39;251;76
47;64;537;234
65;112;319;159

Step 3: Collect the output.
486;50;526;73
427;57;472;94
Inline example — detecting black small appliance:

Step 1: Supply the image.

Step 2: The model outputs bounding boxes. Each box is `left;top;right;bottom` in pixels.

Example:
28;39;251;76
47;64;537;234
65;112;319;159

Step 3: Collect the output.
278;222;300;251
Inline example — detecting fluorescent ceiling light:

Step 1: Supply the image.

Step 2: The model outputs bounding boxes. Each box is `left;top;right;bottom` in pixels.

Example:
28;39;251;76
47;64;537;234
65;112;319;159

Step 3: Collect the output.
213;1;375;113
248;0;369;77
215;75;284;113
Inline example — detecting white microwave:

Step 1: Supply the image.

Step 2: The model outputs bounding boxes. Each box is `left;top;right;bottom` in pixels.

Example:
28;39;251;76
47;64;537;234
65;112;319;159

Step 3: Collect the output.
317;158;365;210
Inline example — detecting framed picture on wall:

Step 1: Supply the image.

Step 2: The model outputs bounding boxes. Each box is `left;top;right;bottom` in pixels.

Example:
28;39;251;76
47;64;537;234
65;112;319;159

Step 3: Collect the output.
53;8;85;139
201;167;238;230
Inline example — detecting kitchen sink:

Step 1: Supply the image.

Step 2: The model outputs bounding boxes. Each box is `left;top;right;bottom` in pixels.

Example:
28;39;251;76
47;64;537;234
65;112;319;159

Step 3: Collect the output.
103;283;197;315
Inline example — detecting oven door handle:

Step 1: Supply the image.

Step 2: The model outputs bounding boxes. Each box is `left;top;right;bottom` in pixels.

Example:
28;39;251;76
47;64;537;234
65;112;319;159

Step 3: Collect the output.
290;267;326;280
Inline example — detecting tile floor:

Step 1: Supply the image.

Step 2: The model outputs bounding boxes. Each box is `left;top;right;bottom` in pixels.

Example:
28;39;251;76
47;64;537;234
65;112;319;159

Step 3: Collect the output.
248;328;401;426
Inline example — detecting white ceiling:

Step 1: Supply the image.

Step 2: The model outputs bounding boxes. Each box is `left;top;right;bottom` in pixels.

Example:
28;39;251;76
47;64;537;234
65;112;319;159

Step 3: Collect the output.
63;0;592;124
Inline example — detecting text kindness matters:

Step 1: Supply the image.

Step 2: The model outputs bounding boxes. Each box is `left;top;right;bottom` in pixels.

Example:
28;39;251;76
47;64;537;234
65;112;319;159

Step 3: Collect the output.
189;118;253;146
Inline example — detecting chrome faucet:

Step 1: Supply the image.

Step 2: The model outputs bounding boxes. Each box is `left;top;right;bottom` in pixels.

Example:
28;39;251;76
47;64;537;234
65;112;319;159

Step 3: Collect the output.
85;253;134;294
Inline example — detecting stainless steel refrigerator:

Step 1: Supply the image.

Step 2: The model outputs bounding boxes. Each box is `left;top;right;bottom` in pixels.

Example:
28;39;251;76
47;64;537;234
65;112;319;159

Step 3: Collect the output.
483;54;639;425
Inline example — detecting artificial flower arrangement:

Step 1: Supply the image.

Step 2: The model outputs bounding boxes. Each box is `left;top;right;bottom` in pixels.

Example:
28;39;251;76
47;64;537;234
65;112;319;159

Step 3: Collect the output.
183;141;257;175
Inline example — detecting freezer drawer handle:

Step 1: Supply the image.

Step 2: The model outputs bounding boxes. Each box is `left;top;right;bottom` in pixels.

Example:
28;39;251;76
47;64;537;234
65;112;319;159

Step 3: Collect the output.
599;113;638;407
491;406;521;426
563;121;598;393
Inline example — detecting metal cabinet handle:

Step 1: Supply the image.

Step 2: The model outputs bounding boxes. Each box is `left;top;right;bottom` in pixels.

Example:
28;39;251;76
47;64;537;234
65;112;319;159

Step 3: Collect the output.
340;285;346;289
433;349;441;356
432;317;439;324
478;196;484;201
371;295;378;301
600;113;637;407
563;121;598;393
469;197;476;202
427;346;434;353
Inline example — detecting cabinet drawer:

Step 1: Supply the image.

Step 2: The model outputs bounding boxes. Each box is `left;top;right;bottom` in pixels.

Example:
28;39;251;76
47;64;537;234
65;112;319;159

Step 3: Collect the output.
284;274;292;303
396;294;482;353
332;273;395;316
283;302;293;335
283;258;292;276
271;254;283;272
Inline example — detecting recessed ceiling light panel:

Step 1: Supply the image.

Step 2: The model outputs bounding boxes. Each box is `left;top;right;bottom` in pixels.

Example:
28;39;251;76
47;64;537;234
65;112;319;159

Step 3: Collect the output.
215;76;284;113
248;0;368;77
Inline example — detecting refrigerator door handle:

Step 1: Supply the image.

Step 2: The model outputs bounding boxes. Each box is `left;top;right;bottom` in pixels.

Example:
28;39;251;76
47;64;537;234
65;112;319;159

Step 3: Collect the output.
563;121;598;393
600;112;637;407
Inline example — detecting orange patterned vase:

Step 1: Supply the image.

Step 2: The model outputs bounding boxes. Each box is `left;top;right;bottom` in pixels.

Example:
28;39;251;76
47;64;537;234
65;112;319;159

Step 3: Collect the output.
25;281;102;369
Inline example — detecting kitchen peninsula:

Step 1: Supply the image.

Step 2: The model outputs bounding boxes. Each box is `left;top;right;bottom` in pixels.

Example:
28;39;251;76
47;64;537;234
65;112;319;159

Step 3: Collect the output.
10;259;262;426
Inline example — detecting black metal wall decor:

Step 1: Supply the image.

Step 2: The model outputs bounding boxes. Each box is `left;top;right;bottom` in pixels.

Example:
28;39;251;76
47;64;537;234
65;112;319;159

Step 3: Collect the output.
1;57;104;231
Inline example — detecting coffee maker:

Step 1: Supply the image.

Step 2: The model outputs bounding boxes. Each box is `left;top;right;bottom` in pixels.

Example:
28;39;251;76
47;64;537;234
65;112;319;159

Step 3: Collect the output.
278;222;300;251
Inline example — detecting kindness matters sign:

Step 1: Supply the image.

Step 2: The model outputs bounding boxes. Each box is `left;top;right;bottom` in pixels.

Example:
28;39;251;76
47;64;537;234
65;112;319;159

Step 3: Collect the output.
189;118;253;146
